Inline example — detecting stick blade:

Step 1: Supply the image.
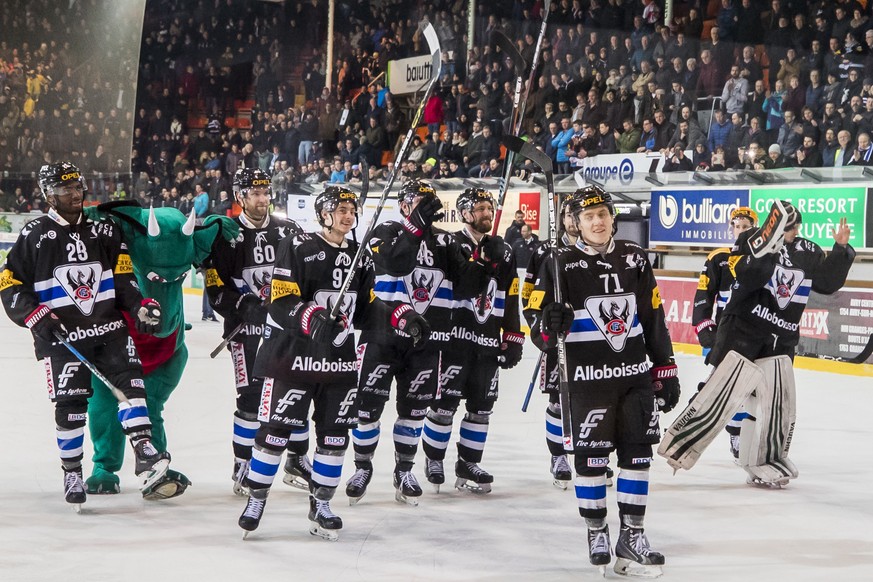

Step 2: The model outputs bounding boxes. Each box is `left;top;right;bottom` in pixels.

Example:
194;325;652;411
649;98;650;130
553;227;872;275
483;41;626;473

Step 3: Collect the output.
490;30;525;76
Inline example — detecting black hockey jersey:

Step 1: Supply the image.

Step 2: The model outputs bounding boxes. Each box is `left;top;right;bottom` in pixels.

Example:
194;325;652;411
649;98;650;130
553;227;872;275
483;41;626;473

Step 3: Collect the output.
725;237;854;345
204;213;302;339
0;210;144;358
691;247;732;328
527;239;674;391
522;233;575;327
366;222;487;348
253;232;388;385
449;229;521;356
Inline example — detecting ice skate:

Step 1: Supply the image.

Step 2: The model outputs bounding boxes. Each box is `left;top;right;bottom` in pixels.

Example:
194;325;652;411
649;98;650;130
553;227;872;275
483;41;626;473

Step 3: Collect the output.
614;524;665;578
282;453;312;490
308;495;342;541
454;459;493;494
587;523;612;576
550;454;572;490
345;461;373;505
142;469;191;500
729;435;740;465
232;460;250;497
239;488;268;539
132;439;171;492
424;457;445;493
393;461;423;506
63;466;86;513
744;460;798;489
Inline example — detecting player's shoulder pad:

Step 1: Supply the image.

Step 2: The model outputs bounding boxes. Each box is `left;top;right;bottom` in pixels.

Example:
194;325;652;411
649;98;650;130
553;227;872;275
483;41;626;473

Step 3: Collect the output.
793;237;820;253
706;247;731;261
276;216;304;234
18;216;46;238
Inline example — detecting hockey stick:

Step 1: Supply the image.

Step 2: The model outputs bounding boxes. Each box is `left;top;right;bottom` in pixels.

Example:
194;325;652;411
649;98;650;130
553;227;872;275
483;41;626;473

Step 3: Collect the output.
53;331;130;404
814;332;873;364
490;30;526;236
351;157;371;247
329;22;442;321
210;321;244;359
502;134;573;447
521;351;545;412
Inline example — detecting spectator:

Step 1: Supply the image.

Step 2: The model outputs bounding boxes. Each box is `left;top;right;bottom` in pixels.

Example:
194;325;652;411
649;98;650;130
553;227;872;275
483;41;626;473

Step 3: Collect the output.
763;143;790;169
796;133;824;167
721;65;749;116
551;116;575;174
504;210;527;247
776;110;803;159
511;224;539;270
848;132;873;166
708;109;733;153
636;118;657;152
663;142;694;172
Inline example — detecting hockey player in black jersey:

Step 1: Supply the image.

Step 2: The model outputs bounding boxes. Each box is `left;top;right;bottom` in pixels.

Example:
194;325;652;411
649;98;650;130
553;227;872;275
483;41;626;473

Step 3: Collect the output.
203;168;310;497
529;186;680;577
664;202;853;488
421;187;525;494
691;206;757;460
348;179;489;506
0;162;170;510
237;186;430;540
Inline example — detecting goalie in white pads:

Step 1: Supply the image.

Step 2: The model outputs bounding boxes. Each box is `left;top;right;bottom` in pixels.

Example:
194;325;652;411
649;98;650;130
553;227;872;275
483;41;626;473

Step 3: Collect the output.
660;202;854;487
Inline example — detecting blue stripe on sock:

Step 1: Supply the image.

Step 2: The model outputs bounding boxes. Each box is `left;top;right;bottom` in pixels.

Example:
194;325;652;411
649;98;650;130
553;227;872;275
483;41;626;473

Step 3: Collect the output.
394;425;422;438
545;421;562;437
312;459;343;479
575;484;607;500
423;425;451;443
117;407;148;423
353;427;380;440
250;456;279;477
57;435;84;450
459;427;487;443
616;478;649;496
233;424;258;439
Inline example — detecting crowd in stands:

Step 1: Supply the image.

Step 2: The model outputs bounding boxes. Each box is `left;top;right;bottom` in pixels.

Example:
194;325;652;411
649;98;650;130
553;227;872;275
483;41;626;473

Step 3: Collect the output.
4;0;873;214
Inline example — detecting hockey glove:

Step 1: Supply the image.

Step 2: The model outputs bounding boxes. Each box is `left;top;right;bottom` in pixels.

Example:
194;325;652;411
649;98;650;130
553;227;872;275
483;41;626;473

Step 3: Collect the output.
476;235;506;267
651;360;680;413
391;304;431;347
540;302;574;349
132;299;162;335
402;195;444;236
236;294;267;325
299;302;346;345
498;331;525;369
25;304;68;342
695;319;716;349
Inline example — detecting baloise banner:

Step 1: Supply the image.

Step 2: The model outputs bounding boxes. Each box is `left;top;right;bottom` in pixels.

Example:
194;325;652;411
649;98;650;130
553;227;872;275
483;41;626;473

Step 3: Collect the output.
749;186;867;250
649;188;749;247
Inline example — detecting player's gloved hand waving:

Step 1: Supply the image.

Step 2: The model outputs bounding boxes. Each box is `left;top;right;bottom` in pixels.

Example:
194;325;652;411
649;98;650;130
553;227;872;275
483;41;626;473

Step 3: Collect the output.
402;195;444;236
299;302;346;345
498;331;525;369
236;294;267;325
25;304;68;342
695;319;716;349
540;302;574;349
132;299;162;335
391;304;431;347
651;359;680;412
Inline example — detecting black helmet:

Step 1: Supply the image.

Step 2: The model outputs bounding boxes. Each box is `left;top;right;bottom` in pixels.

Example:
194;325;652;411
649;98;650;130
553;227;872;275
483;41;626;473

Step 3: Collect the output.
315;185;358;227
232;167;272;203
38;162;87;198
456;187;494;215
781;200;801;229
569;185;615;217
398;178;436;205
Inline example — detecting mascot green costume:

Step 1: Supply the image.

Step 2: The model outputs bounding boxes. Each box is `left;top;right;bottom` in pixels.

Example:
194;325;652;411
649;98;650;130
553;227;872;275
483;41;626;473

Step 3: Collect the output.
84;202;238;498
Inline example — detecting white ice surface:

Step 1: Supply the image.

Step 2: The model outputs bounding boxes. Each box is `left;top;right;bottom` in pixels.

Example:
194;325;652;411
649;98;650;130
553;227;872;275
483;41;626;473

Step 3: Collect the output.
1;294;871;581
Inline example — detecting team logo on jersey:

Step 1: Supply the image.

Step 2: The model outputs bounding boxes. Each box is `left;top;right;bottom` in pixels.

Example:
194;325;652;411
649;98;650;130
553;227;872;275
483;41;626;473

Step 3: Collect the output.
242;266;273;300
585;293;636;352
404;267;445;313
55;262;102;315
314;290;356;347
472;278;498;324
769;266;804;310
335;252;353;267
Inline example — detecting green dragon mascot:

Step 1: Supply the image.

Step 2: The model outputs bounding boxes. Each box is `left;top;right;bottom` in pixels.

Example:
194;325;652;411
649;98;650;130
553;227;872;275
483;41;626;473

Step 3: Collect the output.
84;202;238;498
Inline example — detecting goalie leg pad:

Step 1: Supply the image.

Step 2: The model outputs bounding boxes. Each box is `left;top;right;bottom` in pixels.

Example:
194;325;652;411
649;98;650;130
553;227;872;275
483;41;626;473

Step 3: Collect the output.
739;355;798;483
657;351;765;471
